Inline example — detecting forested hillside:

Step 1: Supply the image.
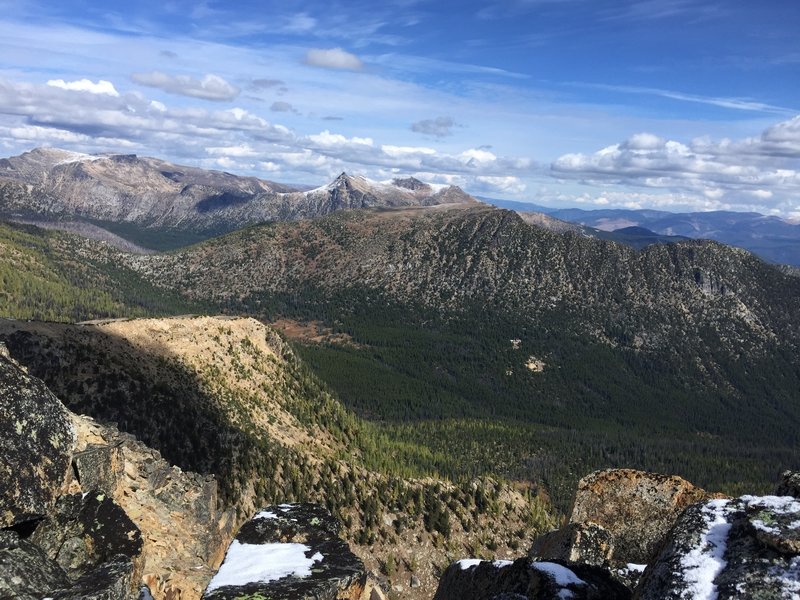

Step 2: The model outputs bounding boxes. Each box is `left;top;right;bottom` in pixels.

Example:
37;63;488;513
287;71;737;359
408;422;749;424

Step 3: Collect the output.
126;204;800;508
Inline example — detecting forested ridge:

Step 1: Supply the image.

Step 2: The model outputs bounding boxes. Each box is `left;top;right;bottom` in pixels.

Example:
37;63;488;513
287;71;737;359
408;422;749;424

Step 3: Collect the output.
2;204;799;511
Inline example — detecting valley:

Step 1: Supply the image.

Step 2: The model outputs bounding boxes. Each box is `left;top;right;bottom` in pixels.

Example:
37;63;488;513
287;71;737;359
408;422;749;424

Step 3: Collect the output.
1;148;799;598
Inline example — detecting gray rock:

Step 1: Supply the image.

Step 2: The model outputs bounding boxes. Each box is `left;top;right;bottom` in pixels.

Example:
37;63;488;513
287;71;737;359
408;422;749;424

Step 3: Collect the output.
0;529;71;600
72;443;124;496
0;353;75;527
203;503;366;600
52;554;137;600
635;495;800;599
433;558;631;600
776;471;800;498
410;574;421;588
31;490;143;584
529;522;615;567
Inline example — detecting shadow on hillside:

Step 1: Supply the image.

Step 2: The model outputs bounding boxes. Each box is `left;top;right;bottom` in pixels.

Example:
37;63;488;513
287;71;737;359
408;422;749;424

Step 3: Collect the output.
0;322;247;505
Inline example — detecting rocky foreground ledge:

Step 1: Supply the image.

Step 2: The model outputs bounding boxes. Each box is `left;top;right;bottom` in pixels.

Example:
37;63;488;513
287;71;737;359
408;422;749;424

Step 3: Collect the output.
435;469;800;600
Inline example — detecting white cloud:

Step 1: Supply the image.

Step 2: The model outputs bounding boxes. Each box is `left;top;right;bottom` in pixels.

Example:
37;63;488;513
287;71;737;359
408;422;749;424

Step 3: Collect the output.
381;144;436;157
307;130;373;147
551;116;800;212
475;175;526;194
46;78;119;96
130;72;240;101
304;48;364;71
460;148;497;164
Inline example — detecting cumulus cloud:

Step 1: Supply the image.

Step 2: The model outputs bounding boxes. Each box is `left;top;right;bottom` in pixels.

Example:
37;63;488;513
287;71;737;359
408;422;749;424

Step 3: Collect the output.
304;48;364;71
308;130;373;147
551;117;800;211
475;175;526;194
46;78;119;96
411;116;459;138
130;72;240;101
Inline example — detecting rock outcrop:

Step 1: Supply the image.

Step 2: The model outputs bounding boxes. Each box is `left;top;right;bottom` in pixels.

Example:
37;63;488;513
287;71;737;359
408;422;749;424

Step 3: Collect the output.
203;503;367;600
30;490;143;582
528;522;614;567
568;469;713;564
433;558;631;600
438;470;800;599
635;493;800;599
0;340;236;599
0;350;76;528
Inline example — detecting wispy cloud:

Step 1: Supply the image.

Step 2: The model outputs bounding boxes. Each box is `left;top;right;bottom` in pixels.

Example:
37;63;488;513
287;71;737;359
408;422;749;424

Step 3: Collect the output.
568;82;797;115
130;72;240;101
304;48;364;71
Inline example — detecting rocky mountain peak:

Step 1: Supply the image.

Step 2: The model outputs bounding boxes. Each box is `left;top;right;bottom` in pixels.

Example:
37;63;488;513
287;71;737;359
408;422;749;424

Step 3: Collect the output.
392;176;430;191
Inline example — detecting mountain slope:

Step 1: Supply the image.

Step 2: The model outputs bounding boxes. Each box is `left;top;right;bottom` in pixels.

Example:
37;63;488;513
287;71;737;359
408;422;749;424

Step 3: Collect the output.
0;148;476;249
0;315;553;599
125;203;800;505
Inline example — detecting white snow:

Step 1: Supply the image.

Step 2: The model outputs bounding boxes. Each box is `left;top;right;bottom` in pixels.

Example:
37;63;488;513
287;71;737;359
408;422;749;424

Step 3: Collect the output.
531;561;587;597
254;510;278;520
679;498;734;600
205;541;323;592
457;558;513;571
626;563;647;572
742;496;800;535
741;495;800;514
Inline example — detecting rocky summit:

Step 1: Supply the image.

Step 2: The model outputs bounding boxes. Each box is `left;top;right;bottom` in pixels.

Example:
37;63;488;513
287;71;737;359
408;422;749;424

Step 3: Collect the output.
435;468;800;600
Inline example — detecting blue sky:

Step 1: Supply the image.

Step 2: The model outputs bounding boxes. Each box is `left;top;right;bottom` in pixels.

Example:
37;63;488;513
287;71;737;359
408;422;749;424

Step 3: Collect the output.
0;0;798;217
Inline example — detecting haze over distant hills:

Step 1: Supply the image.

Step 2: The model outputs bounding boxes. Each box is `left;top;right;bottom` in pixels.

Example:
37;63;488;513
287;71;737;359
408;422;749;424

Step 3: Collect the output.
487;198;800;266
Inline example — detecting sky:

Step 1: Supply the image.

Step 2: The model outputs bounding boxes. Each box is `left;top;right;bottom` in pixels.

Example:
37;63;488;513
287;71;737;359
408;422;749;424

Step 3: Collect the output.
0;0;798;217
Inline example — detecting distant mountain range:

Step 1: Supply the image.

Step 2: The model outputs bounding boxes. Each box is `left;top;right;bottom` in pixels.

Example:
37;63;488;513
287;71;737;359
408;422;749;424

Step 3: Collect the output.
1;147;798;266
0;148;474;250
487;198;800;266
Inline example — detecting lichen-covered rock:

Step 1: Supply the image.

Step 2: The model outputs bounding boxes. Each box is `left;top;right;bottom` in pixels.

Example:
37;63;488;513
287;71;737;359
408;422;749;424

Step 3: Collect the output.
634;495;800;599
0;352;76;527
71;414;237;600
72;443;124;496
203;503;366;600
776;471;800;498
529;522;615;567
30;490;143;587
432;557;631;600
52;554;138;600
570;469;713;564
0;529;71;599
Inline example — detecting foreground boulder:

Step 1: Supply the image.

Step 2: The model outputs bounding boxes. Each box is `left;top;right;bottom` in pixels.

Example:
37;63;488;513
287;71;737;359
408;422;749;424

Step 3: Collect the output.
31;490;143;583
528;522;615;567
203;503;366;600
635;494;800;599
0;350;75;527
569;469;712;564
433;557;631;600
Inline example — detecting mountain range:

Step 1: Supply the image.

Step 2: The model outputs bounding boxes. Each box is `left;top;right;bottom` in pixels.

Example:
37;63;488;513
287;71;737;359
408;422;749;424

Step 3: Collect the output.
487;198;800;266
1;147;799;597
0;148;474;250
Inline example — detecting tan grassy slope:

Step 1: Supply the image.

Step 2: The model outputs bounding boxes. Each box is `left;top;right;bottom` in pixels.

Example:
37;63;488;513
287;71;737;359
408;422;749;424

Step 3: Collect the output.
0;315;554;599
